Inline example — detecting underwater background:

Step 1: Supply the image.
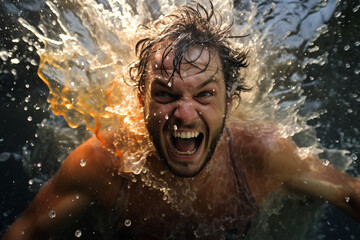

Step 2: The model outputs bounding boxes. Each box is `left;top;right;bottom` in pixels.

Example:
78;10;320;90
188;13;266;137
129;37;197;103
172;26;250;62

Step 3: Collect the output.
1;0;359;239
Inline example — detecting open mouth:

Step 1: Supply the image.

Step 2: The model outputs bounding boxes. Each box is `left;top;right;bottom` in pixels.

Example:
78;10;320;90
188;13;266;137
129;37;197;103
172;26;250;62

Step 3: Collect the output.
171;131;204;155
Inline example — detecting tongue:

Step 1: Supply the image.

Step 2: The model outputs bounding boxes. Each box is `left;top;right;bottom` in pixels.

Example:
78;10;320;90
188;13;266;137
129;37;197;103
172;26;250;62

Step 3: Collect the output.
174;138;196;153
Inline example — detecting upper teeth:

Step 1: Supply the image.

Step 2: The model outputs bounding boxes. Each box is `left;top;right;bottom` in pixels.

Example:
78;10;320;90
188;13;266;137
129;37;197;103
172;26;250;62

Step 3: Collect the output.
174;131;200;139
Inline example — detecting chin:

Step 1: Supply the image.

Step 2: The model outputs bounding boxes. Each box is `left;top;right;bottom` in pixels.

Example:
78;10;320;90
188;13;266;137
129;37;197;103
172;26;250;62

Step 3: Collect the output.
164;160;207;178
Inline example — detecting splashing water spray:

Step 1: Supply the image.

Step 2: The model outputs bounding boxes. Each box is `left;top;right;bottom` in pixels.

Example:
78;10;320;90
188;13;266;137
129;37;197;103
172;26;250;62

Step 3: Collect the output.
4;0;359;239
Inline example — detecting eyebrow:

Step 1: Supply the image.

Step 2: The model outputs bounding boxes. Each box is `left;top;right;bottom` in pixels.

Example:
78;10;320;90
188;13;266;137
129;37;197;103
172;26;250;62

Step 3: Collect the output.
152;76;220;90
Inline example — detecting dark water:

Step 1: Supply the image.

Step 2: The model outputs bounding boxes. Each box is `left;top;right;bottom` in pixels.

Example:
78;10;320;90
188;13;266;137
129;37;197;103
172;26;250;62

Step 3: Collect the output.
1;0;359;238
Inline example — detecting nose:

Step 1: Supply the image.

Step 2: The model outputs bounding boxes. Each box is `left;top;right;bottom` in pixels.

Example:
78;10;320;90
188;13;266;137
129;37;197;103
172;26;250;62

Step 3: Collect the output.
174;100;199;125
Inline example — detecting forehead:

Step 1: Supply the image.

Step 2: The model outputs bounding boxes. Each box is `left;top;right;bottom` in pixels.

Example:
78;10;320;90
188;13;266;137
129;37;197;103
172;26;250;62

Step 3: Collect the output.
149;44;222;76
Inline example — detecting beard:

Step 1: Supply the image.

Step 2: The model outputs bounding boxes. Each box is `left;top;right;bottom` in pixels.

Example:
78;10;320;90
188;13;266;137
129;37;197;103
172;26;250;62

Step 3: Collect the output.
148;116;226;178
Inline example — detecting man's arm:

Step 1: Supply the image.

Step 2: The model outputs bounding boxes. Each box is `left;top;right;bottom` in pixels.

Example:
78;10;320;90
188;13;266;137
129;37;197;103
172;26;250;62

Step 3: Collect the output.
230;120;360;221
1;136;120;240
264;136;360;221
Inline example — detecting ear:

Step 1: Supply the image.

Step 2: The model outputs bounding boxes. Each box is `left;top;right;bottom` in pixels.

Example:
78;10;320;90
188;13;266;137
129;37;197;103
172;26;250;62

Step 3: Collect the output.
137;91;144;106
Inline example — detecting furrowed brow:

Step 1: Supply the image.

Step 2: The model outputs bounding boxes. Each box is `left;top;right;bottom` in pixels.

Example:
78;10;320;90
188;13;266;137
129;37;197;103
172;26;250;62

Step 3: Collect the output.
152;78;171;89
196;78;219;90
196;68;221;89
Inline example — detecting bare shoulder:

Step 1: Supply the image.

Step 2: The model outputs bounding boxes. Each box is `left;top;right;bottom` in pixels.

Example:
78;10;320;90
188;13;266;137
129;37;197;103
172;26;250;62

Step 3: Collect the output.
226;119;297;203
226;120;285;155
53;136;122;207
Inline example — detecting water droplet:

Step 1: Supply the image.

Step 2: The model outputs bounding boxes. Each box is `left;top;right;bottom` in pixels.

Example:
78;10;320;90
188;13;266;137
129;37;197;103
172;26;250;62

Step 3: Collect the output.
27;116;32;122
174;125;178;131
24;106;28;111
351;153;358;161
165;114;169;120
76;193;80;199
28;179;33;185
167;81;172;87
75;229;82;238
80;159;86;167
345;196;350;203
124;219;131;227
334;11;341;18
355;41;360;47
345;63;350;68
25;84;30;88
322;160;329;166
353;5;360;12
10;58;20;64
37;163;42;168
48;210;56;218
344;45;350;51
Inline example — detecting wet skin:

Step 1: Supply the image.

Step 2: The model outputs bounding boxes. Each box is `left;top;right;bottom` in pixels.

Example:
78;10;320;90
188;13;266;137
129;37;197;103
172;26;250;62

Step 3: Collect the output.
142;46;229;177
3;45;360;240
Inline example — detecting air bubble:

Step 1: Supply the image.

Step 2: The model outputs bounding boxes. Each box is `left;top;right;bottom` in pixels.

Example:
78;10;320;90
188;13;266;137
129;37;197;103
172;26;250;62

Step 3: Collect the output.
27;116;33;122
334;11;341;18
80;159;86;167
48;210;56;218
124;219;131;227
28;179;33;185
75;229;82;238
345;196;350;203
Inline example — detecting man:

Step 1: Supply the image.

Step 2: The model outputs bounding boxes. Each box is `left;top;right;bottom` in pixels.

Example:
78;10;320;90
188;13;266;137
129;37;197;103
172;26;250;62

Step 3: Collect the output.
2;1;360;239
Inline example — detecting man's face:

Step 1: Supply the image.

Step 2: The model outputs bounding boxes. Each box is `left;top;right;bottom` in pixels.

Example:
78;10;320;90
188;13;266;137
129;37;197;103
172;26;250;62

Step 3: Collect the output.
142;45;229;177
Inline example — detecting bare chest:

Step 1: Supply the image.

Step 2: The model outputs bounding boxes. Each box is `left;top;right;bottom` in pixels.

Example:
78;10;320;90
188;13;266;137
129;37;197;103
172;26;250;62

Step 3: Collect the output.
113;167;252;239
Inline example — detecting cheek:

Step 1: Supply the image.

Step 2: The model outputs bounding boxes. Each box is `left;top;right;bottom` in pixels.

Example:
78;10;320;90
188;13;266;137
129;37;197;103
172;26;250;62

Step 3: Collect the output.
146;102;169;126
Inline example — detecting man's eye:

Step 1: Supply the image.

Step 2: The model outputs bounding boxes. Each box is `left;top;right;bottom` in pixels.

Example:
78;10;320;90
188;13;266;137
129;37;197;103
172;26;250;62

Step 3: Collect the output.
155;91;173;98
197;91;213;98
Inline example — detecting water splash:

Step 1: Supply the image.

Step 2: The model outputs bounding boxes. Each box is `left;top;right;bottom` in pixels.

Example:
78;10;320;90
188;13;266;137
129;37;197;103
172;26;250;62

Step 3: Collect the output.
2;0;359;239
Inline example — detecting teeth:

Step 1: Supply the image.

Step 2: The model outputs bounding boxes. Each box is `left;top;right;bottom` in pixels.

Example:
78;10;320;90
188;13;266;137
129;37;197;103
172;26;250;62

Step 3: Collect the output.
173;131;199;139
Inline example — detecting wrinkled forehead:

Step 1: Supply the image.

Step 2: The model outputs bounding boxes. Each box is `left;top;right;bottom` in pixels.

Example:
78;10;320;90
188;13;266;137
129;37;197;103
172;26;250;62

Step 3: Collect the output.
149;43;222;76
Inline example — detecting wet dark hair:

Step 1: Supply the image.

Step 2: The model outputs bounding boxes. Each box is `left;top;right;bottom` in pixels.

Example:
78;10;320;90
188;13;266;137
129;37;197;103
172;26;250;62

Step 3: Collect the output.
129;0;250;102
